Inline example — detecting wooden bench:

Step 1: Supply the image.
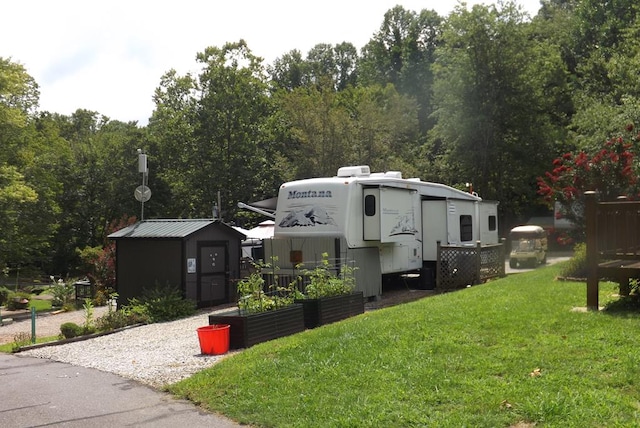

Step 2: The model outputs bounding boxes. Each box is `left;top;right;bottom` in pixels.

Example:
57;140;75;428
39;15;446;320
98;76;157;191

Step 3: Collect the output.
585;191;640;309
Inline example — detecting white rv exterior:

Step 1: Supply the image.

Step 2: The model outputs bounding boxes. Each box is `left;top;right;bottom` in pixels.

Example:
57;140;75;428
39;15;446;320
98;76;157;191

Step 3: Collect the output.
264;166;499;298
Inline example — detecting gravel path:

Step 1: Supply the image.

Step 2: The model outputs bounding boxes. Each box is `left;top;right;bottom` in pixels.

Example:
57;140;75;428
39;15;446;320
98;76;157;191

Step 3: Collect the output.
0;306;110;344
16;308;238;389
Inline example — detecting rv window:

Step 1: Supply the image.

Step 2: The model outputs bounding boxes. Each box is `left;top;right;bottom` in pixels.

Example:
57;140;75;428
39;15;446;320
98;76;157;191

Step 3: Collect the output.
364;194;376;216
460;215;473;241
488;215;497;231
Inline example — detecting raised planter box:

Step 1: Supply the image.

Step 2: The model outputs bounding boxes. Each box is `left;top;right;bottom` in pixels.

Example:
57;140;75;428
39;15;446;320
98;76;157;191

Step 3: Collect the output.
208;304;304;350
295;291;364;329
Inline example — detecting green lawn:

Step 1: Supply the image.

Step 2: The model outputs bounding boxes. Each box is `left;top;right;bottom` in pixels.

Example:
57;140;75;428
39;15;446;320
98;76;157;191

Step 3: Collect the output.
29;297;53;312
171;263;639;427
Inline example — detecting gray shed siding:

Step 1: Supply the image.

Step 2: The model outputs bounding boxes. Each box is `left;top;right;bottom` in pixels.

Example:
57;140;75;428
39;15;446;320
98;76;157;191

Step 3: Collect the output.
111;220;244;308
115;239;183;304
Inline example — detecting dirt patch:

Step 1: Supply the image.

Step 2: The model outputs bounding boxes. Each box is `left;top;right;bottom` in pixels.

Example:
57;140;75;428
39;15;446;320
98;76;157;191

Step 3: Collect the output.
366;280;438;311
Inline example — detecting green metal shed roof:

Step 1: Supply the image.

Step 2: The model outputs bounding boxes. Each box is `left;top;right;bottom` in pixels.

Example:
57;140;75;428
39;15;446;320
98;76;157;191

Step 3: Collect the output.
108;219;244;239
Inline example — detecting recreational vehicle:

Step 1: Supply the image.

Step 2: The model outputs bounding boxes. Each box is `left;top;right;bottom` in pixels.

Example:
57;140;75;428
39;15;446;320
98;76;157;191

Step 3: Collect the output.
260;166;500;299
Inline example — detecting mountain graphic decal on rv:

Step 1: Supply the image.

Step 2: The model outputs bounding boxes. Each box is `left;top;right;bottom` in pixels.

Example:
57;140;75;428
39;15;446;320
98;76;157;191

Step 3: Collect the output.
279;206;336;227
389;214;418;236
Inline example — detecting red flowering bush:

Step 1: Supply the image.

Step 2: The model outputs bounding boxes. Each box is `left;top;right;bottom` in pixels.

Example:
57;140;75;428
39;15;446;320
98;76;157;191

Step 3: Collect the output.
79;215;136;304
537;126;640;233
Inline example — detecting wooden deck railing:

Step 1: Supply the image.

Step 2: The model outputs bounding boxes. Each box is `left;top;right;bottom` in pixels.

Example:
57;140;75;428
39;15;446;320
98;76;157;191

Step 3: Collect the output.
585;191;640;309
436;241;506;290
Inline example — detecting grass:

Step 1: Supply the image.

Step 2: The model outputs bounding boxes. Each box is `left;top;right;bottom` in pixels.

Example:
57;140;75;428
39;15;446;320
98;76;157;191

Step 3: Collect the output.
169;263;640;427
0;335;61;353
29;298;53;312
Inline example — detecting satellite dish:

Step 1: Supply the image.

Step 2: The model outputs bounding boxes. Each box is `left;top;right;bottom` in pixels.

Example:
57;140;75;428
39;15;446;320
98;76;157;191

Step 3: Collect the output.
134;185;152;202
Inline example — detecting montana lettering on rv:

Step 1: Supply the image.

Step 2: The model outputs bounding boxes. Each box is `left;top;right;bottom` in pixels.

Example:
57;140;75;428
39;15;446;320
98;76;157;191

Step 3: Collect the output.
287;190;332;199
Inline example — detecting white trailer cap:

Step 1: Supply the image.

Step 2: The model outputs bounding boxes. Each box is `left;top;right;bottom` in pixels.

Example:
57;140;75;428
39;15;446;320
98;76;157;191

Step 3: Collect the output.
337;165;371;177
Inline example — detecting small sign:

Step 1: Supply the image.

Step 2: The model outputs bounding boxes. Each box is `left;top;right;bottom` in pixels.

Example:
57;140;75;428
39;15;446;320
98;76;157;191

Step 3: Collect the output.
290;250;303;264
187;258;196;273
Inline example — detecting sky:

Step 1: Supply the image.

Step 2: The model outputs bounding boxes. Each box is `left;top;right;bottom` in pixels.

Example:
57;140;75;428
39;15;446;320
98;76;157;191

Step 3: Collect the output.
3;0;541;126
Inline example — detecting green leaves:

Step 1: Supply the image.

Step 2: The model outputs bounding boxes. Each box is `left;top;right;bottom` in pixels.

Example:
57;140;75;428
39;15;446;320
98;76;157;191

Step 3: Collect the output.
302;252;356;299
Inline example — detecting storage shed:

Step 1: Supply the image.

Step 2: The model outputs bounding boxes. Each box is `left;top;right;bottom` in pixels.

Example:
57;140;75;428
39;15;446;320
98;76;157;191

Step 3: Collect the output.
108;219;245;308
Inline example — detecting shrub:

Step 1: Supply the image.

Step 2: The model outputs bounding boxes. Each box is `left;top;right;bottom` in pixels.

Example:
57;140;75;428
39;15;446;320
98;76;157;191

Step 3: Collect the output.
82;299;96;334
0;286;9;305
126;284;196;323
50;277;74;308
12;332;31;352
60;322;84;339
558;243;587;279
6;291;30;310
95;308;149;331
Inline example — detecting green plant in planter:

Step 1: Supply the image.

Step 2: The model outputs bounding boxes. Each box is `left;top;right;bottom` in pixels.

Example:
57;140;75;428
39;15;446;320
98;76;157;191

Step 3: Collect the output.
237;257;303;313
302;252;356;299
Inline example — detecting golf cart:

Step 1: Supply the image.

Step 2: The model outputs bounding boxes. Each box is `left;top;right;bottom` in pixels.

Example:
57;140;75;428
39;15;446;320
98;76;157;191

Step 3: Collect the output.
509;225;548;268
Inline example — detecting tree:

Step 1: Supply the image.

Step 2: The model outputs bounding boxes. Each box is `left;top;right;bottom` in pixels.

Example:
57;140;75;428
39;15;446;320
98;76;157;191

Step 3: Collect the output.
275;82;351;177
268;50;308;92
430;2;568;225
148;69;199;217
537;126;639;238
359;6;442;132
195;40;275;220
0;166;38;266
564;1;640;151
150;41;275;221
269;43;359;92
275;82;419;179
41;110;144;274
0;58;58;271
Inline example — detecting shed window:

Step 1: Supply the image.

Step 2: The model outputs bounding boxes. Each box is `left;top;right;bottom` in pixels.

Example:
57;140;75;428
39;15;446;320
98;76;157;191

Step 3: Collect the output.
364;194;376;216
460;215;473;241
488;215;497;231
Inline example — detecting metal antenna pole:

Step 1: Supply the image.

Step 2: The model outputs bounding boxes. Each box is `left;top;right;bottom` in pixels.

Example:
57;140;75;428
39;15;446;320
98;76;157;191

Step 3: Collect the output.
136;149;150;221
141;168;145;221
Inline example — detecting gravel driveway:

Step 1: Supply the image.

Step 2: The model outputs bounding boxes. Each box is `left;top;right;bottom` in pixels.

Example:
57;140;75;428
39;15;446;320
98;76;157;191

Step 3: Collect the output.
16;308;236;389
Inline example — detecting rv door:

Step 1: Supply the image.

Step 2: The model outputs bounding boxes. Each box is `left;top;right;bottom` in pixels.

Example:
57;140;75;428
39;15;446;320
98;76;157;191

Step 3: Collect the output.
363;187;418;243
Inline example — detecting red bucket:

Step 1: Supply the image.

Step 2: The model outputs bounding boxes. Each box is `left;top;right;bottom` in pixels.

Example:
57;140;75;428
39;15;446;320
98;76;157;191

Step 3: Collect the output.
197;324;230;355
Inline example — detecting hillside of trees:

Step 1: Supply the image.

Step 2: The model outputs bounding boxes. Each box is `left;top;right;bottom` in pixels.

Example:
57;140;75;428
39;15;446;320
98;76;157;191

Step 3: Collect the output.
2;0;640;277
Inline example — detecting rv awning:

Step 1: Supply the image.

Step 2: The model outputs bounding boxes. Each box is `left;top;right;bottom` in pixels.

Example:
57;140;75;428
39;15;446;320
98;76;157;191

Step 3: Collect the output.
248;197;277;212
246;220;274;240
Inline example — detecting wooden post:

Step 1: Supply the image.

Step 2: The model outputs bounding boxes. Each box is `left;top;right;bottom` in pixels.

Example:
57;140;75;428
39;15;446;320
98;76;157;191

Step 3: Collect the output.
619;277;631;297
475;241;482;284
585;191;599;310
436;240;442;289
500;238;506;277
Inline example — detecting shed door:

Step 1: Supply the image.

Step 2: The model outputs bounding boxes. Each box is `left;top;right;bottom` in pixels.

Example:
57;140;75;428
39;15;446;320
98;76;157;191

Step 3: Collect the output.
198;243;228;305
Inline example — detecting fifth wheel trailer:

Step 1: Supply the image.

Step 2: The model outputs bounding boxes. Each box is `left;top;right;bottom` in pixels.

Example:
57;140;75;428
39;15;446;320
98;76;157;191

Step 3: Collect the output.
262;166;500;299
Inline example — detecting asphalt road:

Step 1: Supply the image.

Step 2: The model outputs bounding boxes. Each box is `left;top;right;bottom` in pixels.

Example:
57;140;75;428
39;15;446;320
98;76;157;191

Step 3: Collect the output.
505;251;573;275
0;353;242;428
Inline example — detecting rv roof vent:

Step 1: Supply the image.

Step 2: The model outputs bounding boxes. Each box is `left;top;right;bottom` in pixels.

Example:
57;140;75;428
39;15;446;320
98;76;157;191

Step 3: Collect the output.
337;165;371;177
384;171;402;179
